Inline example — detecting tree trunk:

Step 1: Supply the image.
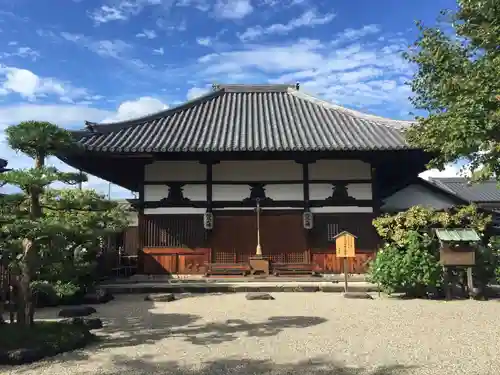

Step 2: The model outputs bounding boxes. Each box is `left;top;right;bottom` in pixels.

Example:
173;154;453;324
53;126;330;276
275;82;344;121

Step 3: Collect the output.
17;239;35;326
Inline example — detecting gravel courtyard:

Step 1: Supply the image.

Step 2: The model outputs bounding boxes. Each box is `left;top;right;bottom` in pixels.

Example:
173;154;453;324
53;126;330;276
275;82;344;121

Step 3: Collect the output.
2;293;500;375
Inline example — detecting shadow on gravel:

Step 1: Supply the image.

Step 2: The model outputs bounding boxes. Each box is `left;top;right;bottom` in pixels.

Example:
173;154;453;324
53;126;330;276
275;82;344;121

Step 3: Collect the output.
98;355;416;375
93;299;327;348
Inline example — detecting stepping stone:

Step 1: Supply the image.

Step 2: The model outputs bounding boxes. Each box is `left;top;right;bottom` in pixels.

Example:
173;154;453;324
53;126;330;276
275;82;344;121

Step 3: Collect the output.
58;306;96;318
61;317;103;330
245;292;275;300
83;288;114;304
144;293;176;302
343;292;373;300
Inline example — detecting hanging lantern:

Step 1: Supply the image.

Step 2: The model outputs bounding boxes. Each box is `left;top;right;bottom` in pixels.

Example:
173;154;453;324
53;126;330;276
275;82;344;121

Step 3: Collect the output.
303;211;313;230
203;211;214;230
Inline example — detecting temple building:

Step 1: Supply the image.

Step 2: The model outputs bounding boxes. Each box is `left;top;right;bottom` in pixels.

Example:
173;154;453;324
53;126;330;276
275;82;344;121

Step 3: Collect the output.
60;84;431;276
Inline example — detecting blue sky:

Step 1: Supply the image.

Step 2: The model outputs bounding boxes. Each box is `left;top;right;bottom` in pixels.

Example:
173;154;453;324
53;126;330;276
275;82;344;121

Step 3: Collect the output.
0;0;461;198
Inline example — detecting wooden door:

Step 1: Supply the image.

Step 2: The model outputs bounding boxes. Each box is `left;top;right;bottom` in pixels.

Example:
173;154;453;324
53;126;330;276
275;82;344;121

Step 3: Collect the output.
210;214;257;263
260;212;308;263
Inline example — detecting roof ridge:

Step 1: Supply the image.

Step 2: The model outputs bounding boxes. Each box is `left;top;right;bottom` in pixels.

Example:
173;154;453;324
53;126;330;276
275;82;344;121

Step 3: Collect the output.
288;89;415;130
216;83;296;92
82;88;224;134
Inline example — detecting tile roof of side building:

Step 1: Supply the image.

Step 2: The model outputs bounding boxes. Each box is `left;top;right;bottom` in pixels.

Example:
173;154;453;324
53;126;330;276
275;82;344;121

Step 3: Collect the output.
428;177;500;203
74;84;417;153
0;158;8;172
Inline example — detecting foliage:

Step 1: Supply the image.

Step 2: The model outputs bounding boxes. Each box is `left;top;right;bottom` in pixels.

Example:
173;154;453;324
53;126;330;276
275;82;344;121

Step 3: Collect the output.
0;120;129;326
403;0;500;181
369;205;499;297
368;232;443;296
373;205;491;247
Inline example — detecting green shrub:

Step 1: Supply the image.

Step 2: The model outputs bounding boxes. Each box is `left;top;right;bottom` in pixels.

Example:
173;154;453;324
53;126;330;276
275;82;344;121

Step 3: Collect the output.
32;280;81;307
370;205;499;297
368;231;443;296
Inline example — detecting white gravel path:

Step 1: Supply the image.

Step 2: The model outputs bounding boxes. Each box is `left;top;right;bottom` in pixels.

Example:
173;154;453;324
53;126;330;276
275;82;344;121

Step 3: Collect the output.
2;293;500;375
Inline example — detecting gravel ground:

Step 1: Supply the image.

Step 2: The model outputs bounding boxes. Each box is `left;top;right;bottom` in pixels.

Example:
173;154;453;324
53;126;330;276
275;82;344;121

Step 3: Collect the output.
2;293;500;375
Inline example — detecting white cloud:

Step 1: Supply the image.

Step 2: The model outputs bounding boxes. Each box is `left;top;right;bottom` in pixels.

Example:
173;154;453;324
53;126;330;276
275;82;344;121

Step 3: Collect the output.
214;0;253;19
60;32;133;60
419;164;464;180
196;37;213;46
186;86;209;100
88;0;162;24
0;96;169;198
238;9;336;41
153;47;164;55
1;46;40;60
0;65;88;102
103;96;168;123
136;29;157;39
193;29;413;111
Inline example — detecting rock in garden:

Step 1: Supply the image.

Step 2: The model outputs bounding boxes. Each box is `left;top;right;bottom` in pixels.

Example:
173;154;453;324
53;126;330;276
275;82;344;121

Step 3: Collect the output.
343;292;373;300
83;288;114;304
245;292;275;300
144;293;176;302
61;317;103;330
58;306;97;318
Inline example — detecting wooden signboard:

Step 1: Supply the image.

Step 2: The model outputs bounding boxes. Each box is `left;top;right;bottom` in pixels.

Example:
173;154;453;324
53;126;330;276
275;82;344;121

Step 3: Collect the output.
333;231;357;293
335;231;356;258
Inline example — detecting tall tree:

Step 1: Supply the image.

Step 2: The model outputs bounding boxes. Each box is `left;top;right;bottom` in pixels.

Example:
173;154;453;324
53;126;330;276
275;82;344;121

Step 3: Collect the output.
404;0;500;181
0;121;129;326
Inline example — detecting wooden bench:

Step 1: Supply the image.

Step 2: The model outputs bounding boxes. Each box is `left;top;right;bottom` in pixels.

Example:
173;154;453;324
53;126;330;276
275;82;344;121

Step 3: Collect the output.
272;263;319;276
205;263;251;276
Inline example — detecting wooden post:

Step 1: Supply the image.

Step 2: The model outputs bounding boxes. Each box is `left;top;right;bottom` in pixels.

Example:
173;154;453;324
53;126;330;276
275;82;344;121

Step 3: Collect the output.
466;267;474;299
343;258;349;293
334;231;356;294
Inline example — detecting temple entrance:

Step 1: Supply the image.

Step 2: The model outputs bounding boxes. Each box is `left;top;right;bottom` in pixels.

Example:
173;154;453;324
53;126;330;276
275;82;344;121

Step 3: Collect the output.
210;210;308;266
260;211;309;264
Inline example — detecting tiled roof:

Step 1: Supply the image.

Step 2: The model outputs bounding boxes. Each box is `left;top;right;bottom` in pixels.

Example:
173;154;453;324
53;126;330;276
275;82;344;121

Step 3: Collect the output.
75;84;416;153
0;158;8;173
435;228;481;242
429;177;500;203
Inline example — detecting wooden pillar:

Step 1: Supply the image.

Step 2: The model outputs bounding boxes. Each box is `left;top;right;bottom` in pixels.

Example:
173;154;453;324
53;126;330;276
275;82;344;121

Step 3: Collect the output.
206;162;213;212
302;162;310;211
371;165;381;216
204;160;215;263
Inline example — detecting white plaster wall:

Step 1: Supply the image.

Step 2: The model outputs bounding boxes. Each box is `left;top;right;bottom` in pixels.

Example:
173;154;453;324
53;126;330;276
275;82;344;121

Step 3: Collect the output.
382;184;456;212
212;161;302;181
145;161;206;182
309;160;370;180
212;185;250;201
144;184;207;201
309;183;372;200
144;159;371;182
264;184;303;201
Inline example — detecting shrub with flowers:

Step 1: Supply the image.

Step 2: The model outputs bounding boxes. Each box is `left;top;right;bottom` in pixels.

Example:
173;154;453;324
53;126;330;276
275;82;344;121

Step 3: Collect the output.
368;205;500;297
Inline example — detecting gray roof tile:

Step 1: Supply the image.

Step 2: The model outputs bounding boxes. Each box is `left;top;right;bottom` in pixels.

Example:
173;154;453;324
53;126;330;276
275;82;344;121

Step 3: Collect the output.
76;84;415;153
429;177;500;203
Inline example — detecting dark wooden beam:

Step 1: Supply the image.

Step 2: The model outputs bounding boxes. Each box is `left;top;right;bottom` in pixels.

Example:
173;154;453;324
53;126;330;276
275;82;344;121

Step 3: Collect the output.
143;199;374;209
143;179;372;185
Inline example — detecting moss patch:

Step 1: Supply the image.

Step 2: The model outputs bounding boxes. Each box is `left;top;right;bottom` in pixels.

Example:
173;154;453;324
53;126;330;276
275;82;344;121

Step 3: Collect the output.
0;321;97;365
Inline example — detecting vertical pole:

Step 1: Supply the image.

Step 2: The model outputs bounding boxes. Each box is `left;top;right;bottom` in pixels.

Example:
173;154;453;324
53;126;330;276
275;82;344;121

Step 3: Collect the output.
466;267;474;299
256;198;262;256
108;182;111;200
78;170;83;190
343;258;349;293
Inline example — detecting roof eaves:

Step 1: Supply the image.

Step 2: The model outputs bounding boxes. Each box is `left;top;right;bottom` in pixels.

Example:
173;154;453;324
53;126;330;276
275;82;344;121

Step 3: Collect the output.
81;88;225;135
288;89;416;130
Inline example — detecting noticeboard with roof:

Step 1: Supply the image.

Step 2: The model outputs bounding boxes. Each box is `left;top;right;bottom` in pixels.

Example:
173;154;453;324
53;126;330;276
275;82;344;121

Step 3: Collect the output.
435;228;480;266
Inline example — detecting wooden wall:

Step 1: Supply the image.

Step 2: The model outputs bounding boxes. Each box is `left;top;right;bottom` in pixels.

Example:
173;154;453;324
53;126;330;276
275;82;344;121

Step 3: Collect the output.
137;212;379;275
